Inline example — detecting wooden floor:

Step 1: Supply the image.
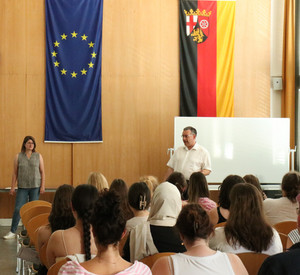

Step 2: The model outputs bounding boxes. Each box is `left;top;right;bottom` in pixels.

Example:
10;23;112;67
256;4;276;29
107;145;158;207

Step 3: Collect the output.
0;226;19;275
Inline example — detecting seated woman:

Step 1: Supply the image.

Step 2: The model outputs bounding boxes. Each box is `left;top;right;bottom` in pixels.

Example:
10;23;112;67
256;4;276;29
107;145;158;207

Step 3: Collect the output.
210;183;283;255
166;171;187;201
126;182;151;233
287;193;300;247
123;182;186;262
263;171;300;225
87;171;109;191
110;179;134;221
139;175;159;197
243;174;267;200
37;184;75;252
187;171;218;225
152;204;247;275
46;184;99;268
58;190;151;275
217;175;245;224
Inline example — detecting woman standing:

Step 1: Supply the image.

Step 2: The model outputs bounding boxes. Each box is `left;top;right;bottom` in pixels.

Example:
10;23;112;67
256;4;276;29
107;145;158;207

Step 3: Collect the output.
4;136;45;239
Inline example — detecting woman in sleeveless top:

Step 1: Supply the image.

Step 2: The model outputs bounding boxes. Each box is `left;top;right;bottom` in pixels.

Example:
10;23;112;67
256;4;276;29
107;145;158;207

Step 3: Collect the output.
3;136;45;240
152;204;247;275
58;189;151;275
46;184;98;268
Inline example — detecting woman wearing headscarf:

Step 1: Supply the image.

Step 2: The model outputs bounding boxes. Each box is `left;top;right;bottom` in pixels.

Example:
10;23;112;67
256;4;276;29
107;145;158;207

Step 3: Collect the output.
123;182;186;262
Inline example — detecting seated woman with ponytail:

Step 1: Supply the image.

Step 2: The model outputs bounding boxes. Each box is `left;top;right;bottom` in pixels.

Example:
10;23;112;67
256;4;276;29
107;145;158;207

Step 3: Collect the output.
126;182;151;233
46;184;99;268
152;204;247;275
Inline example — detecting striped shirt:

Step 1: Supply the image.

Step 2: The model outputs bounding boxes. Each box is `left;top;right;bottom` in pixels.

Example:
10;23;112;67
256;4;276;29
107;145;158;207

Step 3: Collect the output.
58;260;152;275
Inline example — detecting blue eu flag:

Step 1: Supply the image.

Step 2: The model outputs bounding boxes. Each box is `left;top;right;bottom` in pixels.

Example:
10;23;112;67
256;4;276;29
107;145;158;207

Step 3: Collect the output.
45;0;103;142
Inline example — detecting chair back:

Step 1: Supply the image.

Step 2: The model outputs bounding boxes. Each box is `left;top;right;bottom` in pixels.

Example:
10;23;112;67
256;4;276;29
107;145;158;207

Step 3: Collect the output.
20;200;51;218
39;240;48;267
26;213;50;247
21;205;51;228
140;252;175;269
214;221;226;229
278;232;288;251
47;258;68;275
273;221;297;235
119;232;128;257
236;253;269;275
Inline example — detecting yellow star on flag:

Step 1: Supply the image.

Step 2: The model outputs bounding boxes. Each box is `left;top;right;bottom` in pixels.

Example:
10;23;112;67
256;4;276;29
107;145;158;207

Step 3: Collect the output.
61;69;67;75
81;69;87;75
71;31;78;38
52;51;57;57
91;52;97;58
54;41;60;47
71;71;77;78
88;62;94;68
81;34;88;41
54;61;60;67
88;42;94;48
61;33;67;40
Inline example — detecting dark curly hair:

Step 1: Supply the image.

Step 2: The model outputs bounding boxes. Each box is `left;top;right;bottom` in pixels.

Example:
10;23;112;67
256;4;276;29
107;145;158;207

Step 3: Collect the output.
176;204;213;243
91;190;126;247
72;184;99;261
282;172;300;203
218;175;245;209
128;182;151;210
48;184;75;232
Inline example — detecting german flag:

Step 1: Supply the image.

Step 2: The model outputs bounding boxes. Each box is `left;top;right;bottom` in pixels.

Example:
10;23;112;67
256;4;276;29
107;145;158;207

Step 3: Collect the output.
180;0;235;117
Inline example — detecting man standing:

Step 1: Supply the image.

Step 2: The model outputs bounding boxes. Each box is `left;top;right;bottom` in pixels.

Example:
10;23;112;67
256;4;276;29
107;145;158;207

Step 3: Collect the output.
164;126;211;181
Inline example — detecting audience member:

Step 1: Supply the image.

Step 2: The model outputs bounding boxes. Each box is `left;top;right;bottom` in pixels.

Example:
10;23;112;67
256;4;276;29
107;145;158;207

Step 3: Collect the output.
243;174;267;200
46;184;99;268
217;175;245;224
263;171;300;225
187;172;218;225
210;183;282;255
126;182;151;233
166;172;187;200
37;184;75;252
87;172;109;191
152;204;247;275
139;175;159;197
123;182;186;262
258;243;300;275
110;179;134;220
58;190;151;275
287;193;300;246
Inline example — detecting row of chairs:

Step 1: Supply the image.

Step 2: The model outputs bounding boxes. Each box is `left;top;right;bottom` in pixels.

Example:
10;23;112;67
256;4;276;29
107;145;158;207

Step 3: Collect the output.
17;200;52;275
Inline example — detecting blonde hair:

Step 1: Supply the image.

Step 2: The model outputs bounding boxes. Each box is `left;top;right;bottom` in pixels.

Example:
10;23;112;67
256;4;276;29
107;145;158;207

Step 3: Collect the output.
87;172;109;191
139;175;159;196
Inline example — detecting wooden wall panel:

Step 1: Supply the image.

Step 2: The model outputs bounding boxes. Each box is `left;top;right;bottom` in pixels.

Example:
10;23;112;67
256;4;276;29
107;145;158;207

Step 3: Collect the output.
0;0;271;196
234;0;271;117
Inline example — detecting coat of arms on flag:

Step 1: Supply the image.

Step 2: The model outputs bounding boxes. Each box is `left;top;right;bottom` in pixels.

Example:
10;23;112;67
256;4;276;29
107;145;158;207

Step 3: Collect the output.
185;9;212;44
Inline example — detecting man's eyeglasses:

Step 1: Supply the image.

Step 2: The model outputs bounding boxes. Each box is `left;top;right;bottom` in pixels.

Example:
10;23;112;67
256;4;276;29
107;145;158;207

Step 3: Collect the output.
181;134;193;138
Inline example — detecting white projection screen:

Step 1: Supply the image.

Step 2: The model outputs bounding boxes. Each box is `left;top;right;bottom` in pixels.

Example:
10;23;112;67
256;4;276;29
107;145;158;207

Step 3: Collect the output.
174;117;290;183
